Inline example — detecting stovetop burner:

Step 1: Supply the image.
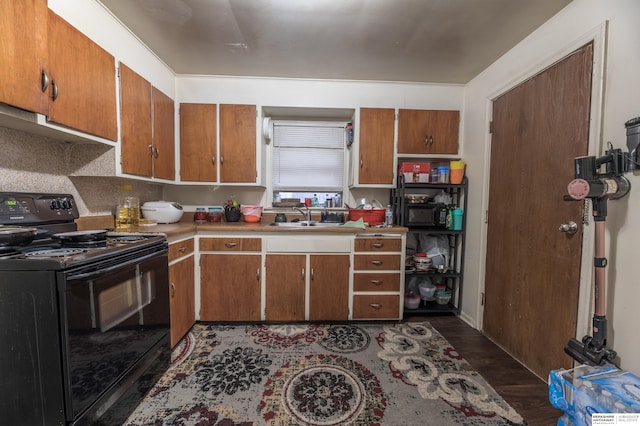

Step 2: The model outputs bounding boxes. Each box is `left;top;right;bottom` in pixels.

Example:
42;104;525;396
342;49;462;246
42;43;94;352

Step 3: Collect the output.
25;248;86;258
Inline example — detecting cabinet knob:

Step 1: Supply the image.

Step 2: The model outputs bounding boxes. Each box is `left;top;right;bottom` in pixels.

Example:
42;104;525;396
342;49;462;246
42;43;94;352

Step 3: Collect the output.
256;268;260;281
154;147;159;159
148;144;154;157
220;156;224;165
301;268;305;281
178;246;186;253
360;158;363;168
224;242;237;248
311;268;315;280
170;282;176;297
211;155;215;166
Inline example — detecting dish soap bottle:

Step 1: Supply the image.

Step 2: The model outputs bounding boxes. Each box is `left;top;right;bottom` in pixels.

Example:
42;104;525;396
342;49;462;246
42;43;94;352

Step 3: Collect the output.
385;205;393;227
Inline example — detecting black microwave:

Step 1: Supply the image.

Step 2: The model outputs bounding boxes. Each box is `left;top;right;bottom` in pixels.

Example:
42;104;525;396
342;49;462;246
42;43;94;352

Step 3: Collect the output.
402;203;449;227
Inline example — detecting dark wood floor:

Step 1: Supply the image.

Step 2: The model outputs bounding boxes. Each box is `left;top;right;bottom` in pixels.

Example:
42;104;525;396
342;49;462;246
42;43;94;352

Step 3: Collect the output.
406;314;563;426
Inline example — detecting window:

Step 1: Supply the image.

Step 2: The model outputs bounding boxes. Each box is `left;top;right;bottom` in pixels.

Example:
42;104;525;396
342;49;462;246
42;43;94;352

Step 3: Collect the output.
271;120;346;205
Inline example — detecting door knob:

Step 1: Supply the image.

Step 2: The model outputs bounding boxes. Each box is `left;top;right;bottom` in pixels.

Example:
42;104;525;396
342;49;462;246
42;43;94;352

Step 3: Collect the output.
559;221;578;234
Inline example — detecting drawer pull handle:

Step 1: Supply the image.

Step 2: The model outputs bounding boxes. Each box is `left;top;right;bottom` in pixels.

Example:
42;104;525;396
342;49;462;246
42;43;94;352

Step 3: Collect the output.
178;247;186;253
224;242;237;248
370;279;383;285
170;282;176;297
370;303;382;309
370;260;383;265
371;243;383;248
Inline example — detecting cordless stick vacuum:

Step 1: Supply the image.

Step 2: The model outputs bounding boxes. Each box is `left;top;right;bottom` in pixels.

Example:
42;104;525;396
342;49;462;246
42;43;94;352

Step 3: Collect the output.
563;117;640;365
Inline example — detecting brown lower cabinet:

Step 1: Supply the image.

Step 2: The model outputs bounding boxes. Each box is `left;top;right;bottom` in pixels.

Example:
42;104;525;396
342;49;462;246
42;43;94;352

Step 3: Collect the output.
168;238;196;347
265;254;349;321
200;253;262;321
169;255;195;347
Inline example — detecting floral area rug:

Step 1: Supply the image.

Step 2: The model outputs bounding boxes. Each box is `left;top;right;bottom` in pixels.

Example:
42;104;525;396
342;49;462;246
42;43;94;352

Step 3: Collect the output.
125;321;526;425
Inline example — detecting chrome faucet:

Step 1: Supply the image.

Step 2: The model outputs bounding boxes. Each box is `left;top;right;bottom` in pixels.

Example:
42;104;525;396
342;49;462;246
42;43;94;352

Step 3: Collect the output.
293;206;311;222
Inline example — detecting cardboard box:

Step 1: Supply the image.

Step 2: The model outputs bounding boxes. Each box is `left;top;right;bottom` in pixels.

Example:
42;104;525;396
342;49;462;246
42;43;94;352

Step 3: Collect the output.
399;162;430;173
399;162;431;182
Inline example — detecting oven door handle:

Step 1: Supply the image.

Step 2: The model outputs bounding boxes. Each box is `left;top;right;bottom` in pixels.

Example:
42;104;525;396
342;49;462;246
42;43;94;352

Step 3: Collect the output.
66;250;165;281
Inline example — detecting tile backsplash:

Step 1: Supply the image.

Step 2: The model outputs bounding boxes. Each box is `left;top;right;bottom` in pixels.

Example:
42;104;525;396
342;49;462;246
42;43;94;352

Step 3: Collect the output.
0;126;162;217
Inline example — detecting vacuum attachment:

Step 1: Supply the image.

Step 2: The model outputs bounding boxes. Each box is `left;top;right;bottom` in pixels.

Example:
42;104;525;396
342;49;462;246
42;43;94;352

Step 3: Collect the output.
626;116;640;170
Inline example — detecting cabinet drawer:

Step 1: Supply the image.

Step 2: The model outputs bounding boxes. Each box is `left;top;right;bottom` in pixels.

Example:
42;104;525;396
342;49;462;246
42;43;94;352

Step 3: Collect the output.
200;237;262;252
353;273;400;292
352;295;400;319
354;238;401;252
168;238;194;261
354;254;401;271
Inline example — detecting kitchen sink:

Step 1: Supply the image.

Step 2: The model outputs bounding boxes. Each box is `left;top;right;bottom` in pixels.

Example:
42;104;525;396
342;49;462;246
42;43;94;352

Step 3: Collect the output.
267;221;342;228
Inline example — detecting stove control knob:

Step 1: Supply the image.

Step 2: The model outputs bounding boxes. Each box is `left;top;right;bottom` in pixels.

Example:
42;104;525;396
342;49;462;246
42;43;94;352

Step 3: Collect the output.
61;199;70;209
50;200;61;210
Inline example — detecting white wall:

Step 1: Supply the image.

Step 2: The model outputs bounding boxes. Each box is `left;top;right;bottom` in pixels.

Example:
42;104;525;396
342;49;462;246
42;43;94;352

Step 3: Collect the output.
463;0;640;372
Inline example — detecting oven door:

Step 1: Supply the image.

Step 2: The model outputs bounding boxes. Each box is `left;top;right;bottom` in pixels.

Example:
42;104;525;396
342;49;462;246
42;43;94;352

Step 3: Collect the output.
59;249;170;423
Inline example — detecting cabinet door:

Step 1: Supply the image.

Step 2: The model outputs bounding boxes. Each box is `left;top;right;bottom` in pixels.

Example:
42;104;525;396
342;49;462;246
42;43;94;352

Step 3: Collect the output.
47;10;117;141
120;63;152;177
265;254;306;321
180;103;217;182
398;109;459;154
0;0;48;115
152;87;175;180
169;256;195;347
219;104;256;183
358;108;395;185
309;255;349;321
200;254;262;321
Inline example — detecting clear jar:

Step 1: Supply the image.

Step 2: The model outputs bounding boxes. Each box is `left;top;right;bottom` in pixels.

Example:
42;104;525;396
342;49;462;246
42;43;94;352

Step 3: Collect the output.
437;166;450;183
116;195;139;229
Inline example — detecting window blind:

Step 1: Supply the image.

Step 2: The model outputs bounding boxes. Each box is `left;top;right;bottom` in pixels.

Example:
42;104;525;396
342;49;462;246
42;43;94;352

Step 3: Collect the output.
271;121;345;191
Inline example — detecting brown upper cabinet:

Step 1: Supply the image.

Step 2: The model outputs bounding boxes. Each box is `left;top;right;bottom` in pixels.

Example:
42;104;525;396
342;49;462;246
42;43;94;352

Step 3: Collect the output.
0;0;49;115
179;103;257;183
179;103;217;182
219;104;257;183
119;63;175;180
0;3;117;141
397;109;460;155
358;108;396;185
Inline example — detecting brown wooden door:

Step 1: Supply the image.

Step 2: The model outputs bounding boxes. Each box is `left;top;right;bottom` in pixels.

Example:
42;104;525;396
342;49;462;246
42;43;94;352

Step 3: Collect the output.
0;0;48;115
200;254;262;321
47;10;117;141
309;255;349;321
180;103;217;182
398;109;459;154
152;87;175;180
483;43;593;378
219;104;256;183
358;108;395;185
169;256;195;347
120;62;152;177
265;254;306;321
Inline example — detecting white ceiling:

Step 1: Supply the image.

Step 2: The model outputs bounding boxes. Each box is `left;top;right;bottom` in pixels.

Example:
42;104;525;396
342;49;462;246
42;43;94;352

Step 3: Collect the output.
98;0;572;84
